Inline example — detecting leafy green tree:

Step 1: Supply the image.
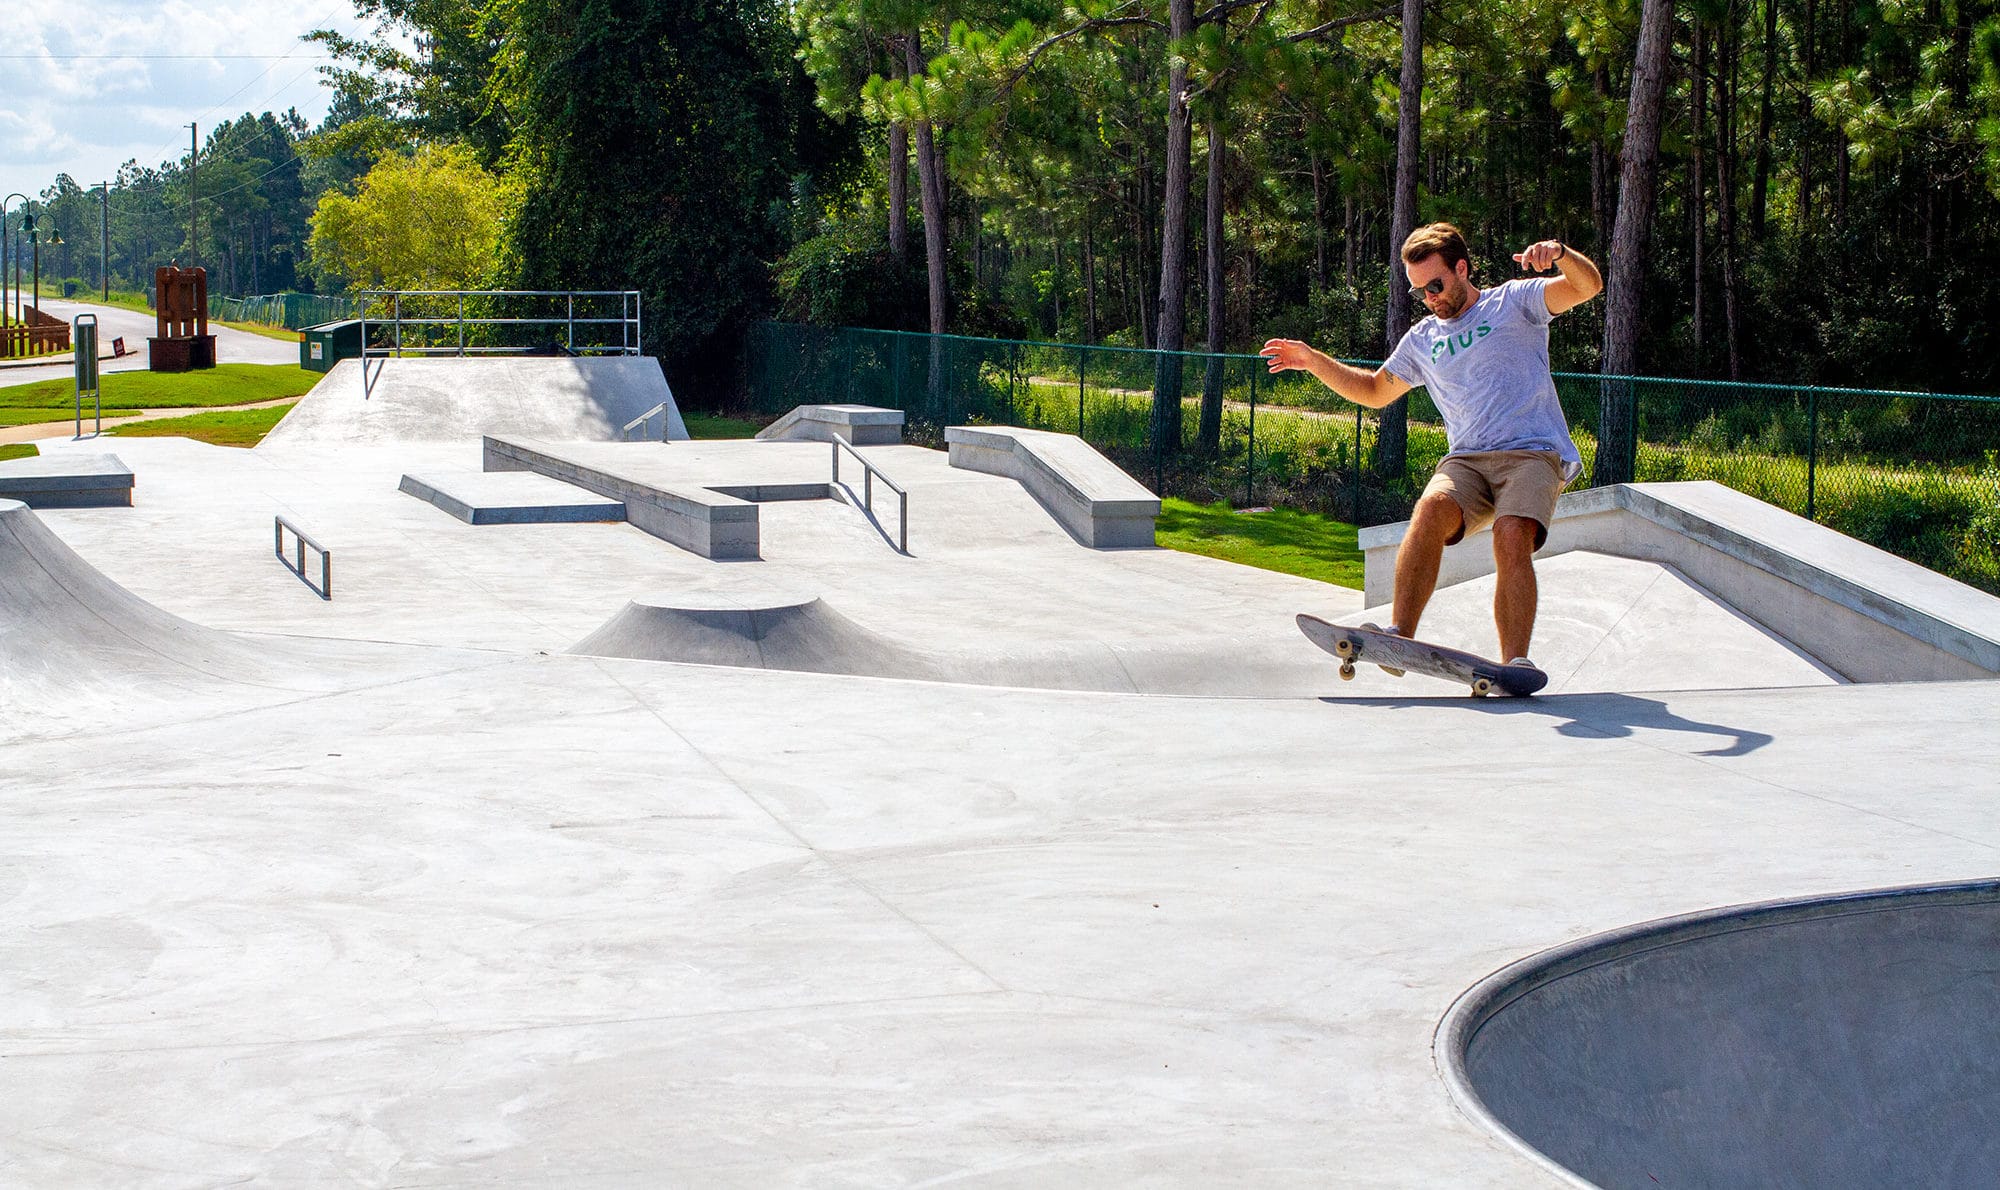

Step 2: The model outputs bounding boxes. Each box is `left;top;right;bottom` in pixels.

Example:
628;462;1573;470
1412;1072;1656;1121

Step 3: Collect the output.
307;145;512;289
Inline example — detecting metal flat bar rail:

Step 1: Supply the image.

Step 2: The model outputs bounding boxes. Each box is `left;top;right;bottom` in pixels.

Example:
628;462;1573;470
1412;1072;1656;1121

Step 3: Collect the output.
831;438;909;554
274;516;332;599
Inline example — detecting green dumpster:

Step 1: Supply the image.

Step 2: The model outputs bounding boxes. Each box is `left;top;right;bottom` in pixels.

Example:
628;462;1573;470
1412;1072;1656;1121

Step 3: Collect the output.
299;319;363;373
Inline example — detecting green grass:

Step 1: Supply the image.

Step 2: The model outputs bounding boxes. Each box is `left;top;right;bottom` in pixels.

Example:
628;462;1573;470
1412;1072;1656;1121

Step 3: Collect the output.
0;443;37;462
0;363;316;427
683;411;767;439
107;402;297;448
1156;497;1363;588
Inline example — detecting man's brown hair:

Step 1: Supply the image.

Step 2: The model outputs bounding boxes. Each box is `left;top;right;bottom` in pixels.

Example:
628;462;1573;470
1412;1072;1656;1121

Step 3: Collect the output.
1400;222;1471;272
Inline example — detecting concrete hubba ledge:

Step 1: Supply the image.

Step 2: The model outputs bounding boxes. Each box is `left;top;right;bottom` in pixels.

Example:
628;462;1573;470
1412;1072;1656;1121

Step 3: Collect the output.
0;452;135;508
755;404;905;445
483;435;758;560
945;425;1160;548
398;469;627;526
1358;480;2000;683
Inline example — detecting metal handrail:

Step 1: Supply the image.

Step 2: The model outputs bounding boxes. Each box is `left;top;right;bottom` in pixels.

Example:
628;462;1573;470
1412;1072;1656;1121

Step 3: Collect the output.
358;289;643;399
621;401;673;441
274;516;332;599
831;437;908;554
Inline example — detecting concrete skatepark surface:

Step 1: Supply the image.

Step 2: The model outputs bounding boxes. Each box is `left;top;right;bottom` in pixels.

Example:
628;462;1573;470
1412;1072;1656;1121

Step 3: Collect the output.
3;361;1997;1186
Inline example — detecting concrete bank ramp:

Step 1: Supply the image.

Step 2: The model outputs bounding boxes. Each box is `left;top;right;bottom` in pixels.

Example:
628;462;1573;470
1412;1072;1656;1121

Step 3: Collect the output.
1442;880;2000;1189
0;499;492;742
568;589;1338;695
259;357;689;447
1337;551;1841;695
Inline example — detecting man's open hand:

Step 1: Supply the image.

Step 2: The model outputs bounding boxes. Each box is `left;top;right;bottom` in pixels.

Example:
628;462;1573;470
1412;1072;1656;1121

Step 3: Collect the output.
1260;338;1317;374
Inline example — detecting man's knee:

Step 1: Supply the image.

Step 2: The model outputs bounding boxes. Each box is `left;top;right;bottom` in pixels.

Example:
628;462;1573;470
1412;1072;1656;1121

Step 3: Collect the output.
1492;515;1540;563
1411;491;1464;540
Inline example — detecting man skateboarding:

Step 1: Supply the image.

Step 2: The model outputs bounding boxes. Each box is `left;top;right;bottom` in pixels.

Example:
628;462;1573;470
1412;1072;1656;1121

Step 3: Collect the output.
1260;222;1603;667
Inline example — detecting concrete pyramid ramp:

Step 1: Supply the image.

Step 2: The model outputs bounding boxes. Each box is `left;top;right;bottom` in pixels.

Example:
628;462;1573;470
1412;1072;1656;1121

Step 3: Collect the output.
1339;551;1841;696
260;357;689;447
570;591;950;681
0;500;492;741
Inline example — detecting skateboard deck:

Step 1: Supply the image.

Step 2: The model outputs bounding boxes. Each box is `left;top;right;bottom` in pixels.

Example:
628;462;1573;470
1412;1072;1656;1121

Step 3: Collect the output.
1296;615;1548;697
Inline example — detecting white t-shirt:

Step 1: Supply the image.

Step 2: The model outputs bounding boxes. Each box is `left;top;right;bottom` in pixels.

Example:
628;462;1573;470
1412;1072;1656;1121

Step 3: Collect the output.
1382;277;1582;480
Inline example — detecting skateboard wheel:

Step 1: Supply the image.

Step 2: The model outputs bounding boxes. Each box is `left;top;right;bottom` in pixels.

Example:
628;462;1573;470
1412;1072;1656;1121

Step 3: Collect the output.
1334;638;1355;658
1471;678;1492;697
1339;662;1356;681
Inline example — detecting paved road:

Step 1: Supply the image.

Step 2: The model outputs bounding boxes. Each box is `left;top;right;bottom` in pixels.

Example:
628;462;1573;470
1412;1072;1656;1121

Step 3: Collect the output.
0;296;297;388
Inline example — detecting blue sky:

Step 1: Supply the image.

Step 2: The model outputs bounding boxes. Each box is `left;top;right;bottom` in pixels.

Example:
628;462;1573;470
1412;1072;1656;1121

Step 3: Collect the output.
1;0;391;210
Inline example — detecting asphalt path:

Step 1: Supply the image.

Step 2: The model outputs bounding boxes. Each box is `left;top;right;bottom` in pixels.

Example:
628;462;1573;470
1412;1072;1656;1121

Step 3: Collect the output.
0;296;298;389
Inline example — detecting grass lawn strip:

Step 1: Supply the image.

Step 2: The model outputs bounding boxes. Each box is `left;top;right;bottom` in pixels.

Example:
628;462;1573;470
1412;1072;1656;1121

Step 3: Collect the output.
1156;498;1362;588
108;403;298;448
0;363;316;413
683;412;768;439
0;443;38;462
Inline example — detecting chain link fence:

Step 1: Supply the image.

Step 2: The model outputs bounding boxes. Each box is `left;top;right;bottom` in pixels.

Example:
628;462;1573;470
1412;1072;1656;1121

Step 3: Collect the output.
746;323;2000;592
208;292;359;329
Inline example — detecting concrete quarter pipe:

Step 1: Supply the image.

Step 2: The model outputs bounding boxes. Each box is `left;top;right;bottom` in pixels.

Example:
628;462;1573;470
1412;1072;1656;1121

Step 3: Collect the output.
1439;880;2000;1189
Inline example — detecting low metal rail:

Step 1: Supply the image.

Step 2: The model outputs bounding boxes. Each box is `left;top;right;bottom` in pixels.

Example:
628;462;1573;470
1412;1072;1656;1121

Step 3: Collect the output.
621;401;674;442
274;516;332;599
831;438;908;554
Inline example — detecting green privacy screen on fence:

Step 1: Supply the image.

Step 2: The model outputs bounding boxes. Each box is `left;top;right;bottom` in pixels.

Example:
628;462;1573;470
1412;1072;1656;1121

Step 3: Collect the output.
745;322;2000;593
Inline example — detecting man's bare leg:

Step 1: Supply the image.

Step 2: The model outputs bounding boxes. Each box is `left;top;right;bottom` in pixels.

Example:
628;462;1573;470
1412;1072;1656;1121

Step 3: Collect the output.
1491;515;1539;660
1392;493;1465;638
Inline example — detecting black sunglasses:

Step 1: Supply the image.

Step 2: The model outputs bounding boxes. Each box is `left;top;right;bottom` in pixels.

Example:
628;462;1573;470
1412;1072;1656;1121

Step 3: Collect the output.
1408;278;1448;300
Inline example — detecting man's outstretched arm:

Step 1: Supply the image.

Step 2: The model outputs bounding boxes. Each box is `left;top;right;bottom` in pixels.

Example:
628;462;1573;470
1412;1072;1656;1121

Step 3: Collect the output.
1259;340;1412;409
1515;239;1604;316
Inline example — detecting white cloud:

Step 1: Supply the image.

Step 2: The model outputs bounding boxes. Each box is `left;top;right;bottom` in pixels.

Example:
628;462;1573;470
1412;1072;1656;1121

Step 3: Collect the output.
1;0;389;204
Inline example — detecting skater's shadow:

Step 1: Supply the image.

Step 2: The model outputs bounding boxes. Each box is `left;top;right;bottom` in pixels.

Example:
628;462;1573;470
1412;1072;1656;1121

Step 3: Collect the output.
1322;691;1774;757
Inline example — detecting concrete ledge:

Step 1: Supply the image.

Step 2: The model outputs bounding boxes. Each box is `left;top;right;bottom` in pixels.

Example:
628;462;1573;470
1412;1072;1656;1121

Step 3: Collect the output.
944;426;1160;548
399;470;626;526
482;436;758;560
0;453;134;508
1359;481;2000;682
755;404;905;446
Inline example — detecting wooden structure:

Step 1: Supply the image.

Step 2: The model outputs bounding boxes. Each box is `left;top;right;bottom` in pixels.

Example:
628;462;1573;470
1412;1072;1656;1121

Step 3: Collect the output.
0;304;72;359
149;266;216;372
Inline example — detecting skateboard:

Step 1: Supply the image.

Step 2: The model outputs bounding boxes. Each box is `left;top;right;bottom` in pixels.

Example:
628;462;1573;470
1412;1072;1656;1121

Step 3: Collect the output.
1295;615;1548;697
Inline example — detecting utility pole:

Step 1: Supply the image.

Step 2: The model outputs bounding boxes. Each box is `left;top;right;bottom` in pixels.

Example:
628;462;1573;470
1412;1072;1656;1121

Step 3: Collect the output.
99;181;109;300
188;122;199;272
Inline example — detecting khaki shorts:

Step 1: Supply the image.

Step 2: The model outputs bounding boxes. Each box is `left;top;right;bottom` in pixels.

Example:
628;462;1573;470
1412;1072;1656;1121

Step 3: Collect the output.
1423;450;1569;548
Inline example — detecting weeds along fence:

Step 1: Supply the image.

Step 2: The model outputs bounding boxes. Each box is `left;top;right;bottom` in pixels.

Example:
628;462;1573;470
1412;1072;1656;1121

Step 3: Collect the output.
746;323;2000;593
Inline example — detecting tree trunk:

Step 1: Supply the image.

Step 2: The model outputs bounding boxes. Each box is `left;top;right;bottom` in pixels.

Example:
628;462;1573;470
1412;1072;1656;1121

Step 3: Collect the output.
1150;0;1195;464
888;118;909;262
1199;114;1226;454
1376;0;1423;484
1693;21;1707;371
1749;0;1778;237
1595;0;1675;487
1311;151;1327;292
906;34;948;415
1344;192;1357;287
1717;12;1743;380
1083;218;1098;343
1798;0;1817;237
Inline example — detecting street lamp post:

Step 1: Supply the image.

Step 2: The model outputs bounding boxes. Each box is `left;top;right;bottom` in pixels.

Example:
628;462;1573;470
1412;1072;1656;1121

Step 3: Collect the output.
21;210;62;326
0;192;28;331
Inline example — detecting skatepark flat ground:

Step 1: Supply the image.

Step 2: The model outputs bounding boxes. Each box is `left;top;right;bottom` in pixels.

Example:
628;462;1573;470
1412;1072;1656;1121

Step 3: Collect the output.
3;400;1996;1185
